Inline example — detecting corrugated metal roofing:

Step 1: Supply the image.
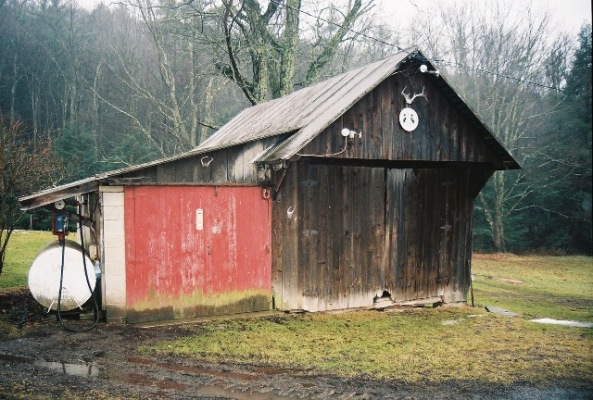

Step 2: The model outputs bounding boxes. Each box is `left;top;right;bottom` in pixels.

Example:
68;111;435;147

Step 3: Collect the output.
18;150;202;210
192;48;518;169
19;177;99;210
193;50;410;159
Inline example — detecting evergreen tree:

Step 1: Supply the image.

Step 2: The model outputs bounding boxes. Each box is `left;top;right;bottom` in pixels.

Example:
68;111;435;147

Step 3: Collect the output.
53;123;102;181
560;24;592;253
521;24;592;254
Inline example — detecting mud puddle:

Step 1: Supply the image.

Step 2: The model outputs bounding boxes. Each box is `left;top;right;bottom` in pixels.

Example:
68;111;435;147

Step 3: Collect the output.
108;372;291;400
1;352;302;400
0;353;99;377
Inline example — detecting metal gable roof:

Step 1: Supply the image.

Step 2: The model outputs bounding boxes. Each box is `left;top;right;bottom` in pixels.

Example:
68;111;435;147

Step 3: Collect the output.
192;50;410;157
192;48;518;169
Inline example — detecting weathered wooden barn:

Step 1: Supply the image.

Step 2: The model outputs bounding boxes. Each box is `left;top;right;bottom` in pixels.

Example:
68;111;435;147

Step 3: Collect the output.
20;49;519;323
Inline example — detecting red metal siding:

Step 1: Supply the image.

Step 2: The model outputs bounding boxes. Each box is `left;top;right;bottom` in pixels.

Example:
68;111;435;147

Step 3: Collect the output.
124;186;271;322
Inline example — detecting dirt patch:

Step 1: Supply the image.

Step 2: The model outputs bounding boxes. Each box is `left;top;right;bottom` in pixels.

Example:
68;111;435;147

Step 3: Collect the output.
0;288;45;326
0;291;590;400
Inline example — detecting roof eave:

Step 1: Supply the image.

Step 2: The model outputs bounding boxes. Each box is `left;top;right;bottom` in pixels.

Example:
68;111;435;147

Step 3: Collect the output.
18;148;208;211
19;177;100;211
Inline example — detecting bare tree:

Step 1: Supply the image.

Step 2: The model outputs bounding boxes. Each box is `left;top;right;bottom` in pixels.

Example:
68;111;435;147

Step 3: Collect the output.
0;120;63;276
88;0;229;154
104;0;373;152
215;0;370;104
408;0;571;252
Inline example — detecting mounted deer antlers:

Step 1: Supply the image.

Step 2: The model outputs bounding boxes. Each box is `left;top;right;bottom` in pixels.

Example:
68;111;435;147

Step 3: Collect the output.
402;86;427;104
399;86;427;132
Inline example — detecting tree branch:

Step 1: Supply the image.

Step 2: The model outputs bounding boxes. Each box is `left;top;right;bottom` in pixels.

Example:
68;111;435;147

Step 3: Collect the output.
304;0;362;85
222;0;257;105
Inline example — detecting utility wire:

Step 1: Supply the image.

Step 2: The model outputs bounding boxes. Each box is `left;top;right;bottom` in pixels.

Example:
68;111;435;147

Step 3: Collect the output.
268;0;564;92
422;57;565;92
273;0;406;52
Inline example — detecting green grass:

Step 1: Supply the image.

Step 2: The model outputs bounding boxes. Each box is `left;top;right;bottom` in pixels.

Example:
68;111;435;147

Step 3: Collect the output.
472;254;593;322
144;308;592;385
2;236;592;386
143;254;593;385
1;230;54;291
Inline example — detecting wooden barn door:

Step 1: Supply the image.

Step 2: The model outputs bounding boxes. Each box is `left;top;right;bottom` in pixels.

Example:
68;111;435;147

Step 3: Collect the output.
402;167;475;304
387;169;440;301
124;186;272;323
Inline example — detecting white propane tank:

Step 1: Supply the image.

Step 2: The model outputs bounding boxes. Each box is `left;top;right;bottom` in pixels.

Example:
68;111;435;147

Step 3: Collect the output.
28;240;96;311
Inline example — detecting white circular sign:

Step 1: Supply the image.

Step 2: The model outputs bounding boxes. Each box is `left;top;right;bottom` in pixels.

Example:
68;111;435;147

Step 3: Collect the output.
399;107;419;132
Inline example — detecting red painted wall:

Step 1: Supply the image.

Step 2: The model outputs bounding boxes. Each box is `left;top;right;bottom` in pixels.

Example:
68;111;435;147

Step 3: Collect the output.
124;186;271;321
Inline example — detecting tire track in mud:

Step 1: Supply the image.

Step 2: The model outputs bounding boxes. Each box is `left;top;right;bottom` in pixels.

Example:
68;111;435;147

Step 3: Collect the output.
101;354;378;399
0;349;374;399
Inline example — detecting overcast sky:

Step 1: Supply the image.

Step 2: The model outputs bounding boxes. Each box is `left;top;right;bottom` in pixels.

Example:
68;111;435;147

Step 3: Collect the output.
77;0;591;38
375;0;591;38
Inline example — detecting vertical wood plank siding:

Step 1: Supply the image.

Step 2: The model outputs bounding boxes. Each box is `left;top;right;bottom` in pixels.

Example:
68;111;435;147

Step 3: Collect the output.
272;162;489;311
300;74;500;165
116;139;279;185
270;72;499;311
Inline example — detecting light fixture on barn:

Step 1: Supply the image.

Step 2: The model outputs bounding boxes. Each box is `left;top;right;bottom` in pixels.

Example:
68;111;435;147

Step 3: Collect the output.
297;127;362;158
419;64;440;77
399;86;428;133
341;128;361;139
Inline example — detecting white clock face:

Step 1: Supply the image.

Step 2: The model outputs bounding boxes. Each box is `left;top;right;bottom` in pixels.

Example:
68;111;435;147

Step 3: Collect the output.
54;200;66;210
399;107;419;132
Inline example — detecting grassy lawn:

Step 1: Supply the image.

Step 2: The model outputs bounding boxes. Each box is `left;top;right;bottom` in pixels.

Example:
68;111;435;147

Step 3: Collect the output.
472;254;593;322
2;231;592;386
143;308;592;385
0;230;54;291
142;253;593;385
